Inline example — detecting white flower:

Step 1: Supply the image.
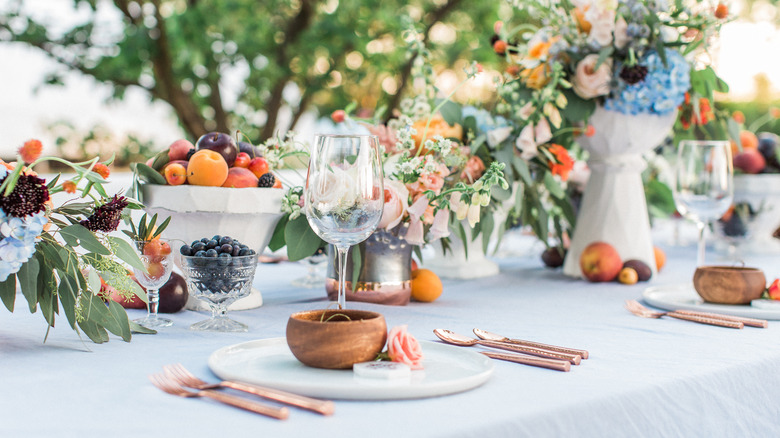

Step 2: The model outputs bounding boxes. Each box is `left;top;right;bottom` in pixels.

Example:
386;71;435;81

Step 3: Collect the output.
467;203;480;228
309;167;357;212
584;6;616;47
614;15;630;49
516;125;539;160
450;192;468;220
518;101;535;120
535;117;552;144
487;126;513;147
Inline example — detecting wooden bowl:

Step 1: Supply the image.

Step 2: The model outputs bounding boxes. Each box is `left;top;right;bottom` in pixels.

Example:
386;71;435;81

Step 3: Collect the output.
286;309;387;369
693;266;766;305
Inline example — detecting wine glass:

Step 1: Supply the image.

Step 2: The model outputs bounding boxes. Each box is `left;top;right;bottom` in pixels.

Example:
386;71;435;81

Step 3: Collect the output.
133;240;174;329
304;134;384;309
291;247;328;288
673;140;734;266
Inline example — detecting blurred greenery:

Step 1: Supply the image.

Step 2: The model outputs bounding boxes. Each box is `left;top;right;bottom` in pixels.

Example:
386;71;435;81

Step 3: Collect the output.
47;121;156;168
0;0;508;143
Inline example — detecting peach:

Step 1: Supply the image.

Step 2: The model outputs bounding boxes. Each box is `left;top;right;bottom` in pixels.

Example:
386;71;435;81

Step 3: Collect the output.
164;163;187;185
187;149;229;186
168;139;195;161
579;241;622;282
248;157;270;178
733;148;765;174
221;167;259;188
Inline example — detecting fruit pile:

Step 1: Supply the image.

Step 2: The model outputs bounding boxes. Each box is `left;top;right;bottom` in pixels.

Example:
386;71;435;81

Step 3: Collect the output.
732;130;780;175
148;132;282;188
578;241;666;285
139;239;173;278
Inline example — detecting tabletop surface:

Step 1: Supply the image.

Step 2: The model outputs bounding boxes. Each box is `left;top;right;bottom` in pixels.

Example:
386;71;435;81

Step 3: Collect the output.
2;230;780;438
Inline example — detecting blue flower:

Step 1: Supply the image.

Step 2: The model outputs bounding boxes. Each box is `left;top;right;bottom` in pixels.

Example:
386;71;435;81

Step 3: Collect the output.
462;106;510;135
605;49;690;116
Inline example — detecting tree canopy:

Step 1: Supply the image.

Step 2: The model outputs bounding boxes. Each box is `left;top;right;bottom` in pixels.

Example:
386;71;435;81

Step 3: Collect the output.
1;0;504;142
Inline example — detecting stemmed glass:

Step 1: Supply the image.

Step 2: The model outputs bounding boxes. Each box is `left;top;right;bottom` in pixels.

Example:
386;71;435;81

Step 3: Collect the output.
304;134;384;309
673;140;734;266
133;240;174;328
291;248;328;288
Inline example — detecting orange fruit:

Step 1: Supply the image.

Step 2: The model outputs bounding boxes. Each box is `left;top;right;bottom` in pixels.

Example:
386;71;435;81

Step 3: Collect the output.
410;269;443;302
654;246;666;272
188;149;228;186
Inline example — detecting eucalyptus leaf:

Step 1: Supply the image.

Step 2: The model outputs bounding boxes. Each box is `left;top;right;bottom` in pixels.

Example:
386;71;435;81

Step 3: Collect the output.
18;257;40;313
129;321;157;334
0;275;16;312
57;271;78;329
131;163;167;185
107;236;146;272
480;213;494;255
544;171;566;199
78;319;109;344
350;245;362;293
284;215;322;261
60;224;111;255
437;100;462;126
268;215;289;252
106;300;133;342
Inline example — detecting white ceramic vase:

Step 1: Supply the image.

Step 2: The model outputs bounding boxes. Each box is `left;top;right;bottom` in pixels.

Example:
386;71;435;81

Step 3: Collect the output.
423;222;500;279
562;106;677;278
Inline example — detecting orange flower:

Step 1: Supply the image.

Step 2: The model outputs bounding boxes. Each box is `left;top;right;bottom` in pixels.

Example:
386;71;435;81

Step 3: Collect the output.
19;139;43;164
506;64;520;76
410;115;463;150
520;64;550;89
93;163;110;179
528;40;552;59
548;144;574;181
732;110;745;124
493;40;507;55
572;6;592;34
771;107;780;119
63;180;77;194
714;3;728;19
0;160;14;171
585;125;596;137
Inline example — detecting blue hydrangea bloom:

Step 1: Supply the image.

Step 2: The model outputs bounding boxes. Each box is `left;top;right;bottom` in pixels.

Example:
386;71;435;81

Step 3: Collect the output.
605;49;690;116
0;210;46;282
462;106;509;135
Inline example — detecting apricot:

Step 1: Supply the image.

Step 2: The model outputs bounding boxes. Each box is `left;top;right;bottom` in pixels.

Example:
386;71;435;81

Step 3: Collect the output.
732;130;759;155
222;167;259;188
164;163;187;185
654;246;666;272
188;149;229;186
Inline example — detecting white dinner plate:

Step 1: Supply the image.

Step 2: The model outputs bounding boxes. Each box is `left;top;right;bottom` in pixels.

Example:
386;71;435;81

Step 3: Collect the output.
643;284;780;320
208;338;494;400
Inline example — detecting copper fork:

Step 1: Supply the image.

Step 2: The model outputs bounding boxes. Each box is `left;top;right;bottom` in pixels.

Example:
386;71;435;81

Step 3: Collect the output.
148;372;289;419
624;300;744;329
163;363;334;416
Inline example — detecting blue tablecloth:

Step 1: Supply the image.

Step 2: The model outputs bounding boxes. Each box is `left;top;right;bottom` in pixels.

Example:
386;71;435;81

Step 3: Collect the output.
2;237;780;437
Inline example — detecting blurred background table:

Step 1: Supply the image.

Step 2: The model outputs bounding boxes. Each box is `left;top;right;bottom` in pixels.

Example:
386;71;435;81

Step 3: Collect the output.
2;237;779;437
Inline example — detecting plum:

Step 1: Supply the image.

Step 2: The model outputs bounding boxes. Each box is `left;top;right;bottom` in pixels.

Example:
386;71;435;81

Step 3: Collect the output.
196;132;238;166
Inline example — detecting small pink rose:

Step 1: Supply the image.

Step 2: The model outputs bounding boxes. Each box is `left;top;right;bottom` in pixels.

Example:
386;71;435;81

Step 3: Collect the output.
378;179;409;230
387;325;423;370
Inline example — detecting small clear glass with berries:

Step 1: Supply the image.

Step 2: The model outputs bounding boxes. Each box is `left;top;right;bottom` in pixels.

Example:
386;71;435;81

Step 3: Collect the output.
179;235;258;332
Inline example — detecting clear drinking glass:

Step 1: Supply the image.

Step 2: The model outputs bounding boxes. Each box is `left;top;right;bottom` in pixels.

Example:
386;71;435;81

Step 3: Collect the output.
133;240;174;329
304;134;384;309
291;249;328;288
673;140;734;266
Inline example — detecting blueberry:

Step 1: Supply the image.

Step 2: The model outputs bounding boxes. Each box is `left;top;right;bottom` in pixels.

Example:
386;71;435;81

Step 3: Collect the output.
191;242;206;252
201;237;210;243
206;239;219;249
219;236;233;246
219;243;233;254
194;250;207;257
238;248;252;256
218;252;232;266
212;235;222;243
205;249;218;257
239;244;248;249
180;245;192;256
191;240;201;247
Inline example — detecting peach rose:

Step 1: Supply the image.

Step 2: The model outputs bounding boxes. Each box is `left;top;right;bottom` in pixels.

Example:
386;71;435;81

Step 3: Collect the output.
387;325;423;370
584;5;616;47
572;54;612;99
378;179;409;230
460;155;486;183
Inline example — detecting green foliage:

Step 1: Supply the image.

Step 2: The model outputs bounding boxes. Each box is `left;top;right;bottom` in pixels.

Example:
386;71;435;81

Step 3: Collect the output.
0;0;503;141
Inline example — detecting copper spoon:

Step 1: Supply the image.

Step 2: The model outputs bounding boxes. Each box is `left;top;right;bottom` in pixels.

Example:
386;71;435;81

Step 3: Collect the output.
433;329;580;365
473;328;590;359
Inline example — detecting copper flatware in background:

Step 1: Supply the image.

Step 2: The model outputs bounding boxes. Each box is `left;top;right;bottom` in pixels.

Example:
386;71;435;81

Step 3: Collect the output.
624;300;744;329
473;328;589;360
672;309;768;328
163;363;334;416
148;372;289;419
481;351;571;372
433;329;580;365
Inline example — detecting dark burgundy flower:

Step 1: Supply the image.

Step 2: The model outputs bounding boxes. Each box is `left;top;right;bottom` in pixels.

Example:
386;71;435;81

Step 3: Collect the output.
619;64;649;85
0;173;50;217
80;195;129;232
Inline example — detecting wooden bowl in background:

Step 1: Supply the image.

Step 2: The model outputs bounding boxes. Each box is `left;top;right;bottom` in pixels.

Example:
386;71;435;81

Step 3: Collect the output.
693;266;766;305
286;309;387;369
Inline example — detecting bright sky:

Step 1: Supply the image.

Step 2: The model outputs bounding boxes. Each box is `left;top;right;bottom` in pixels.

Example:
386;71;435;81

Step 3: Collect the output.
1;1;778;157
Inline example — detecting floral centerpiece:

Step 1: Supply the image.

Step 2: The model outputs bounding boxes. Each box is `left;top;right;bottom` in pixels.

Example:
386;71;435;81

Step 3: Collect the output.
0;140;149;343
491;0;730;278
